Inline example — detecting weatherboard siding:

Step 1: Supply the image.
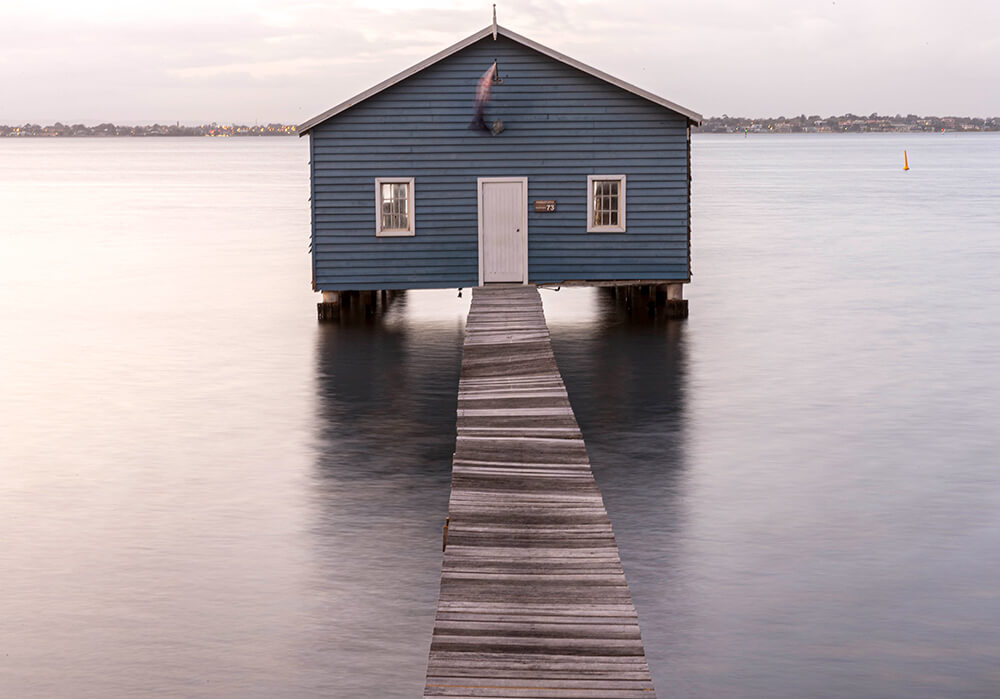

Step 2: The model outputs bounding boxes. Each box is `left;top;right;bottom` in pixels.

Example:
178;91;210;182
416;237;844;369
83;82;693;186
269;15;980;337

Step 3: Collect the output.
309;35;690;291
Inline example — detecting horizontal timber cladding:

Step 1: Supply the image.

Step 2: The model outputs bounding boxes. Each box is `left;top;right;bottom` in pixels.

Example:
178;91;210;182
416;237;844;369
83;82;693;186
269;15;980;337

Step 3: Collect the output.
310;35;691;291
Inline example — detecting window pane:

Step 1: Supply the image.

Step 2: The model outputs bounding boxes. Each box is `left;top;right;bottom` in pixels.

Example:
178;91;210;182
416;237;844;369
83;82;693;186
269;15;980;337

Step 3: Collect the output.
398;183;408;228
381;196;391;229
380;181;411;230
592;179;621;228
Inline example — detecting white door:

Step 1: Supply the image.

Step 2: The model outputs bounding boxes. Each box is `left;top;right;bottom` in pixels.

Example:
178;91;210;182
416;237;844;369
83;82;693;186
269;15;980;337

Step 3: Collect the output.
479;178;527;284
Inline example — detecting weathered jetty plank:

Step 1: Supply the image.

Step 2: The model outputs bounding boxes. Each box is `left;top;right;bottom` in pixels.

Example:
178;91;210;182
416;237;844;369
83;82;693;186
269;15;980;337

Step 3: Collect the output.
425;286;655;698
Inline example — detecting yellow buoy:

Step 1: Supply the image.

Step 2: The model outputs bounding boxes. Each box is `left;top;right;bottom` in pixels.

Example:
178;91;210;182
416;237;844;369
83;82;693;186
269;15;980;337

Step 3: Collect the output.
903;150;910;171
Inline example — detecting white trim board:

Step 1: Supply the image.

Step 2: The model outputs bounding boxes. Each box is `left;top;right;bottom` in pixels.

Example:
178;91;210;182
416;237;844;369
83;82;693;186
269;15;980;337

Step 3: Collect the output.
298;25;702;134
477;177;529;287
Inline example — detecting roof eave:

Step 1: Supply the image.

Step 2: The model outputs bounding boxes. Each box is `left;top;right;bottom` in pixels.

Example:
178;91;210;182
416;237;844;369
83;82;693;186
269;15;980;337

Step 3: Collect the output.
297;25;701;135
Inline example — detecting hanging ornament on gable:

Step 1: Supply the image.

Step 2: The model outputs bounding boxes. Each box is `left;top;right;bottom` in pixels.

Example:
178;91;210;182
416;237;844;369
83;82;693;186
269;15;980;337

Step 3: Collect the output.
471;60;504;135
469;5;505;135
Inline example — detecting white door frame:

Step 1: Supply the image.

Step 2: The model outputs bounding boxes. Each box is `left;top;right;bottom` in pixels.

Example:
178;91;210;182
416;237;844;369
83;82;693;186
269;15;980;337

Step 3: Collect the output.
477;176;529;286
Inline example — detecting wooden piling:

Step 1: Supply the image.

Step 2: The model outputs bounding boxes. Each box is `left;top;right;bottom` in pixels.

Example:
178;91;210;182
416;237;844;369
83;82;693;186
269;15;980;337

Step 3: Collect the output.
318;289;402;322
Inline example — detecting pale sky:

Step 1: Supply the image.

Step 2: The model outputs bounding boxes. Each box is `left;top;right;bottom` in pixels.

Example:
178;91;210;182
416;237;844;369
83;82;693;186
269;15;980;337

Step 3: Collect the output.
2;0;998;124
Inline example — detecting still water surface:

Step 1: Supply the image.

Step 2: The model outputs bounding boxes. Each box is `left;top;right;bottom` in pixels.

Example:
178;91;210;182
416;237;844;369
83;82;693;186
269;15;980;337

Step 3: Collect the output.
1;135;998;697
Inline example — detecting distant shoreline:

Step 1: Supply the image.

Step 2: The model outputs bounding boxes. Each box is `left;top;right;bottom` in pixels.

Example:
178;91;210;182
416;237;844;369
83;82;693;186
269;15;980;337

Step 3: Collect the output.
697;114;998;134
3;114;999;137
0;123;296;138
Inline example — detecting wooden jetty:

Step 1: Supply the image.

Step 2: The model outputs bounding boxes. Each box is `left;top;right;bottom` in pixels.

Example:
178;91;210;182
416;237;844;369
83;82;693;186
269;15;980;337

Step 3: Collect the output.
425;286;656;698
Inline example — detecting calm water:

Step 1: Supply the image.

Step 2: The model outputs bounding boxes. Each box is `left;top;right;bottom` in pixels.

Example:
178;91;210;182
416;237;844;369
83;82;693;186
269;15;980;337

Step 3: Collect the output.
1;134;998;698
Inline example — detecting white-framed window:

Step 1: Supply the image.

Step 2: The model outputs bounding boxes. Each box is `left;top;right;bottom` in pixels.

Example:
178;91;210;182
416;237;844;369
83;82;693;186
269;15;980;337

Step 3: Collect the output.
375;177;415;236
586;174;626;233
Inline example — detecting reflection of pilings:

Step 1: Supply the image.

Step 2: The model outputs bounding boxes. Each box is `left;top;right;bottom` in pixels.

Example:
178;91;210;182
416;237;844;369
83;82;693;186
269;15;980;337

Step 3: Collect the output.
310;308;462;697
603;284;688;320
312;306;463;482
317;289;405;322
567;288;688;431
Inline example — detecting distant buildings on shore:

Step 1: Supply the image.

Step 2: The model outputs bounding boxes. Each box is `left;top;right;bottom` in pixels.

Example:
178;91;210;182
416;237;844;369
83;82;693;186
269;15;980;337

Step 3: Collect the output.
0;122;297;137
4;115;999;137
697;114;1000;134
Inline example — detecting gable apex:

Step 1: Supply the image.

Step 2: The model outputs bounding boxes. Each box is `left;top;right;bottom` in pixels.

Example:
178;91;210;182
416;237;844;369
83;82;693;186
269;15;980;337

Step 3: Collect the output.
297;25;702;134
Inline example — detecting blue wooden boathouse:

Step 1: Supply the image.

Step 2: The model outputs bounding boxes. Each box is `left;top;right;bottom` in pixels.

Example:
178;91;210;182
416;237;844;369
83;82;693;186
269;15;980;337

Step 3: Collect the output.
299;24;701;317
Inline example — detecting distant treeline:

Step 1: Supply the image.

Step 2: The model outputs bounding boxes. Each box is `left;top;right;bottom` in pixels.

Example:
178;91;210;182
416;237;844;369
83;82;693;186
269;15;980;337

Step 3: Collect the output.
6;115;998;137
697;113;1000;134
1;123;297;137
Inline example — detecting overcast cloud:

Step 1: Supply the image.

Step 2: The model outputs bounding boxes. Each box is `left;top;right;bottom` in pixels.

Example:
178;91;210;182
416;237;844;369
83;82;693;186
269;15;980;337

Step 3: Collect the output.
2;0;998;124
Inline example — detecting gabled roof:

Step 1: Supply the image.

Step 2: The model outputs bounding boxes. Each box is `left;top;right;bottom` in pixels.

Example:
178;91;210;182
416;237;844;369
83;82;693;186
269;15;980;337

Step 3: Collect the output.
297;25;702;135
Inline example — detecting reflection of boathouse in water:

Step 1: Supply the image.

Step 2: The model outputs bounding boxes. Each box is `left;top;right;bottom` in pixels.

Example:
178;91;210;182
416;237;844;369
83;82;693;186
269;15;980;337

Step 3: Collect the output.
310;290;689;695
298;24;701;319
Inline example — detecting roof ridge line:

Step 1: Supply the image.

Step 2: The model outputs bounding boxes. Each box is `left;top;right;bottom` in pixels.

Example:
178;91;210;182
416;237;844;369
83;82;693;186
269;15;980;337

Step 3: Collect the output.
297;25;701;135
